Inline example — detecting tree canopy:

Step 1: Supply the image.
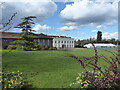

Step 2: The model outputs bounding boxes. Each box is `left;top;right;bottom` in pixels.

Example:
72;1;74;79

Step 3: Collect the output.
97;31;102;43
13;16;38;51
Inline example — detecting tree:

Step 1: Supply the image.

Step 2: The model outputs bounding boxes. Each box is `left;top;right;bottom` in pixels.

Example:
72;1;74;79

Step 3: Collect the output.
97;31;102;43
13;16;38;51
0;12;17;32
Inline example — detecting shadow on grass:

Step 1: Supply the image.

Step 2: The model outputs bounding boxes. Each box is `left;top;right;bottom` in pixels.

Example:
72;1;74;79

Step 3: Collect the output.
21;81;34;89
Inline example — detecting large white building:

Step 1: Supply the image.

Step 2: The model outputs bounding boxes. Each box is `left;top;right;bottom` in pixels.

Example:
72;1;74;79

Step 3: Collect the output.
51;36;74;49
84;43;117;49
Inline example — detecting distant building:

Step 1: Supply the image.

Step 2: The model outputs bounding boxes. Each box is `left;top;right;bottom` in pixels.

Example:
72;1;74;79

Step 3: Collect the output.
84;43;117;49
50;36;75;49
0;32;53;49
0;32;75;49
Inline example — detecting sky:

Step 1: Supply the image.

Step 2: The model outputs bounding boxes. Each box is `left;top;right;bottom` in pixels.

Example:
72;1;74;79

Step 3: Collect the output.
1;0;119;40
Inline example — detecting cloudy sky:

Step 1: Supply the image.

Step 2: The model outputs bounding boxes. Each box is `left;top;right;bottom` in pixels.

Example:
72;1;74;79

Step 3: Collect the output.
1;0;119;40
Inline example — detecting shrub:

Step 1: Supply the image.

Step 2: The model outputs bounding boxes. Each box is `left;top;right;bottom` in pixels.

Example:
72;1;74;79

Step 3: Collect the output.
7;45;17;50
1;70;24;89
12;40;39;51
53;47;57;50
36;45;42;50
49;47;52;50
3;46;8;49
44;46;49;50
49;47;57;50
69;43;120;89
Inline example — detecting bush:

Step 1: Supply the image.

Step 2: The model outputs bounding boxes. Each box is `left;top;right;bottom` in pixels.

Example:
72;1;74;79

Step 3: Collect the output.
3;46;8;49
44;46;49;50
69;43;120;89
7;45;17;50
36;45;42;50
12;40;39;51
1;70;24;89
49;47;57;50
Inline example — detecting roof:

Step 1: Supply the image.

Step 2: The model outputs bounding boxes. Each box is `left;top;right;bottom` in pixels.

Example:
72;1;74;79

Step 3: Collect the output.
84;43;117;47
49;35;73;39
35;33;53;39
0;32;53;39
0;32;20;39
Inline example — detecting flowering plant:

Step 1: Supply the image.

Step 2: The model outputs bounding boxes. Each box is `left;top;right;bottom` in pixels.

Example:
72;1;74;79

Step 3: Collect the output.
69;43;120;88
1;70;24;89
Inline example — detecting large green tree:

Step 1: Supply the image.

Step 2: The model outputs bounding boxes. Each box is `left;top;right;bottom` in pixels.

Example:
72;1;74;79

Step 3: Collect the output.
13;16;38;51
97;31;102;43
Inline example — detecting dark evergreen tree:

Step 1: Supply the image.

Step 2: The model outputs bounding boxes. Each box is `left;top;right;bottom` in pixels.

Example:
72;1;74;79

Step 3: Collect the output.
97;31;102;43
13;16;38;51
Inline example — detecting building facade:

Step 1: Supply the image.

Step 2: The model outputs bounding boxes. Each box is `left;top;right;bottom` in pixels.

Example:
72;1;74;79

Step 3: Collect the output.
35;33;53;48
0;32;75;49
51;36;75;49
0;32;53;49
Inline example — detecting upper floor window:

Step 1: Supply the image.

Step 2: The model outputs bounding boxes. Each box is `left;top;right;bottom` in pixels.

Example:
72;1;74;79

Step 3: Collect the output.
62;41;63;43
4;40;8;42
64;41;66;43
55;41;57;43
58;41;60;43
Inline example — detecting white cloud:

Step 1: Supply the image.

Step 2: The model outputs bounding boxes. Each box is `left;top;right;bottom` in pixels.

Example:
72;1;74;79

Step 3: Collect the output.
33;24;51;32
96;25;106;30
91;30;97;32
55;0;119;3
2;0;54;2
96;0;119;2
102;32;118;39
60;0;118;26
57;26;78;31
2;0;57;25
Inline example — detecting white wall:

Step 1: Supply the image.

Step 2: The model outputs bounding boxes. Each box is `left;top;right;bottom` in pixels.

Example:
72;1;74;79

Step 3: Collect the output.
52;37;74;49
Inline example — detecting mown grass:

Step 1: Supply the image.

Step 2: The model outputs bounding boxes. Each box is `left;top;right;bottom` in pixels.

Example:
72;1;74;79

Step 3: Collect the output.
2;48;117;88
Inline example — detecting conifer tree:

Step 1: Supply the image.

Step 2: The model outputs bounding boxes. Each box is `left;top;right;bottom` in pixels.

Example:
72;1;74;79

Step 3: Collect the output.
13;16;38;51
97;31;102;43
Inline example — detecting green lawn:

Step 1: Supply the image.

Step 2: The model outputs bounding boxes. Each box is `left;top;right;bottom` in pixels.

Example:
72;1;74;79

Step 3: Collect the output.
2;48;117;88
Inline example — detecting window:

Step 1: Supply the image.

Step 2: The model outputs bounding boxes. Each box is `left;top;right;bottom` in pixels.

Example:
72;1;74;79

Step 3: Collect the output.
64;45;66;48
48;40;50;46
66;45;67;48
43;39;45;45
58;41;60;43
64;41;66;43
58;45;60;48
38;39;40;44
67;41;68;43
62;41;63;43
55;41;57;43
4;40;7;42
